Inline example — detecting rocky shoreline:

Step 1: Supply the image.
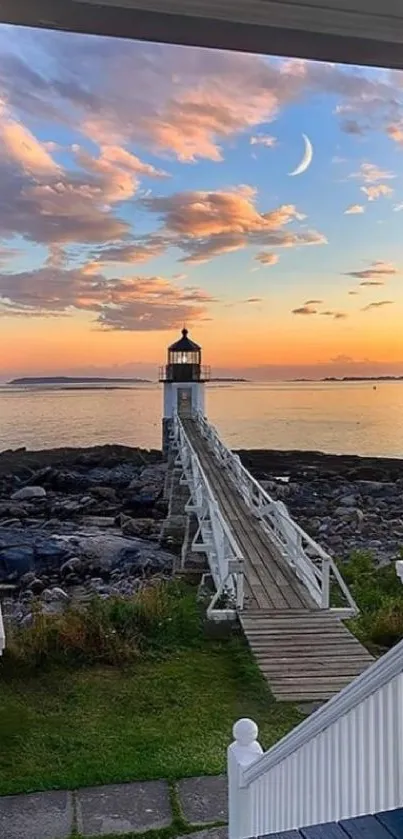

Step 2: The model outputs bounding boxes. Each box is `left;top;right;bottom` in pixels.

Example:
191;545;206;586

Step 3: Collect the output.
239;448;403;564
0;444;175;627
1;444;402;627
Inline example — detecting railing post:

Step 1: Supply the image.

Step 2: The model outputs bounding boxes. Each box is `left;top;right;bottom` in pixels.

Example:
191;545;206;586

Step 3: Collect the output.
236;570;244;611
228;719;263;839
322;556;330;608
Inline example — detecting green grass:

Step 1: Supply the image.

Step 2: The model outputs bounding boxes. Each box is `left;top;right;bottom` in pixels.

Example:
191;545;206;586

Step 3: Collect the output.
337;550;403;653
0;635;302;796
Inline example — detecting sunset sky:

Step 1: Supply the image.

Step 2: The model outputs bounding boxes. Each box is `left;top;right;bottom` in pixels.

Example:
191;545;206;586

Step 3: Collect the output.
0;24;402;380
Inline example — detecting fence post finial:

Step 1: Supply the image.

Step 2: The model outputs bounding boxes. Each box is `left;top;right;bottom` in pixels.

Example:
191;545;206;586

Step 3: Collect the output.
228;719;263;839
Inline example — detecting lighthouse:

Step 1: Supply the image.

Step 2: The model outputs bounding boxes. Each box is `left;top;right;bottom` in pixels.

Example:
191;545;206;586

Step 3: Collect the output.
159;328;210;455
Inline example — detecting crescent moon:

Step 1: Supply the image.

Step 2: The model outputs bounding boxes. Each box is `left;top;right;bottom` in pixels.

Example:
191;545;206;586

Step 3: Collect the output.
288;134;313;176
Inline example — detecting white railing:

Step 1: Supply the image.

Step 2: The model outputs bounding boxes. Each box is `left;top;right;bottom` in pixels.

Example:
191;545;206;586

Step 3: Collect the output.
228;638;403;838
0;602;4;655
196;412;357;615
171;413;244;619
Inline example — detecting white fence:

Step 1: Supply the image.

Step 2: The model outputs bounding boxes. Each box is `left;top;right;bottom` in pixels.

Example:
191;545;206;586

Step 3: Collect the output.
0;603;4;655
228;638;403;838
196;412;357;615
172;413;244;618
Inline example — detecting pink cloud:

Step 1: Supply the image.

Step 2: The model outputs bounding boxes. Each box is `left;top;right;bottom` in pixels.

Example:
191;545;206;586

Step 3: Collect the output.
361;184;394;201
255;252;279;265
362;300;394;311
344;204;365;215
350;162;395;183
345;261;398;281
0;267;214;330
143;187;326;263
292;305;317;315
73;143;167;203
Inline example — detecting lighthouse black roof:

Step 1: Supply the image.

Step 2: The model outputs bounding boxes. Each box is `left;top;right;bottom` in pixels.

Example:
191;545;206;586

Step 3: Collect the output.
168;328;201;353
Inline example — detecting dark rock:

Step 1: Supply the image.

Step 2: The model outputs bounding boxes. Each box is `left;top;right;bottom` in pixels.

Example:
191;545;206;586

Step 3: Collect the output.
90;486;118;502
60;557;83;578
86;464;139;488
0;545;34;580
35;538;72;570
20;571;37;587
29;577;46;594
121;517;154;538
0;501;29;519
11;486;47;501
42;586;69;602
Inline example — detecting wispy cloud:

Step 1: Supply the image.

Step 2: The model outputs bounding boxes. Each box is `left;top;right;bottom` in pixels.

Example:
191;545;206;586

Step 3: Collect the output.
0;268;215;330
292;305;317;315
344;204;365;215
304;299;323;305
350;162;395;183
387;122;403;145
255;252;279;265
143;186;326;264
362;300;394;311
250;135;277;148
320;310;348;319
359;280;385;287
345;261;398;281
361;184;394;201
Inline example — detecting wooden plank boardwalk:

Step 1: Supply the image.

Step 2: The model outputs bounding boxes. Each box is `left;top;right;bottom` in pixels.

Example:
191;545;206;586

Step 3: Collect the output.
260;806;403;839
183;419;373;702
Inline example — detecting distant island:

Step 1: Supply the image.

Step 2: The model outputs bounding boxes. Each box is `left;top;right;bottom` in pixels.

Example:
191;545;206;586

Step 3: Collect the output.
8;376;151;385
322;376;403;382
210;377;249;383
291;376;403;382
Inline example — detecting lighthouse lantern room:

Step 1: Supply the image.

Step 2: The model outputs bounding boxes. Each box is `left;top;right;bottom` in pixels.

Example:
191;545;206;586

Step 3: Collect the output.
159;328;210;454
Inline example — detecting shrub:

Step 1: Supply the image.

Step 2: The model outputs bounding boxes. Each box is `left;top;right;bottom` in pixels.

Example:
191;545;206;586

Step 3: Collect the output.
338;550;403;652
4;580;203;671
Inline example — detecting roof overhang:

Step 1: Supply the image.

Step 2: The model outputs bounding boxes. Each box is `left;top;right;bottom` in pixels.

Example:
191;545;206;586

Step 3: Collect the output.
1;0;403;69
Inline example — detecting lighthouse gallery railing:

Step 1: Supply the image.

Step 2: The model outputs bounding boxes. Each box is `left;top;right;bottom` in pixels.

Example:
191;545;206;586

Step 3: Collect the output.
172;412;244;618
195;412;357;615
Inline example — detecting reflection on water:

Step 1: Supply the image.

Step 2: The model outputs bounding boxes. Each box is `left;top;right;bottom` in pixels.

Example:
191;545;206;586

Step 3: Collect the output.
0;381;403;457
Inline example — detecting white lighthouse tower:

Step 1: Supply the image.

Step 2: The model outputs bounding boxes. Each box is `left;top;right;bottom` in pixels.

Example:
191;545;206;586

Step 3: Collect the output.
159;328;210;455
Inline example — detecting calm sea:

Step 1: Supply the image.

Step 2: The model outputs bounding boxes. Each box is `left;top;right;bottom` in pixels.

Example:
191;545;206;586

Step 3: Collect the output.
1;381;403;458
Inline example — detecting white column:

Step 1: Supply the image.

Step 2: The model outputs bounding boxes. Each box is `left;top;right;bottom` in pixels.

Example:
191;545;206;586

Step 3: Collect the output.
228;719;263;839
396;560;403;584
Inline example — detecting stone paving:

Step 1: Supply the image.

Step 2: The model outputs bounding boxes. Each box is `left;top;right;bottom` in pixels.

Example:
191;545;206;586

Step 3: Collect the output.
0;775;227;839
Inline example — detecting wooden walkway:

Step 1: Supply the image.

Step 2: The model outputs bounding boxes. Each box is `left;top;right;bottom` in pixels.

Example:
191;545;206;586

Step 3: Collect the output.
183;419;373;702
261;807;403;839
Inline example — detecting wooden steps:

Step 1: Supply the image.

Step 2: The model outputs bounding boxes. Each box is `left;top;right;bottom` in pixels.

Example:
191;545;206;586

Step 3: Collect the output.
240;610;373;702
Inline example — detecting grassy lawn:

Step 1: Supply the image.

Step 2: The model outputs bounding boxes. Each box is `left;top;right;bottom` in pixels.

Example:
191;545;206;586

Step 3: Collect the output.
0;636;302;796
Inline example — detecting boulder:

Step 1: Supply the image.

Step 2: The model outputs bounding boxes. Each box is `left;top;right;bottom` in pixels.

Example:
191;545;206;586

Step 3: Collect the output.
0;501;29;520
0;545;34;580
52;532;174;574
42;586;69;602
60;557;84;578
121;517;155;538
11;486;47;501
35;538;72;569
90;486;118;502
338;494;357;507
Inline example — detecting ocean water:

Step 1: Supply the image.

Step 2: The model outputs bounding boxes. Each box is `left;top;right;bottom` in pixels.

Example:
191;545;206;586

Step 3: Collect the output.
1;380;403;458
